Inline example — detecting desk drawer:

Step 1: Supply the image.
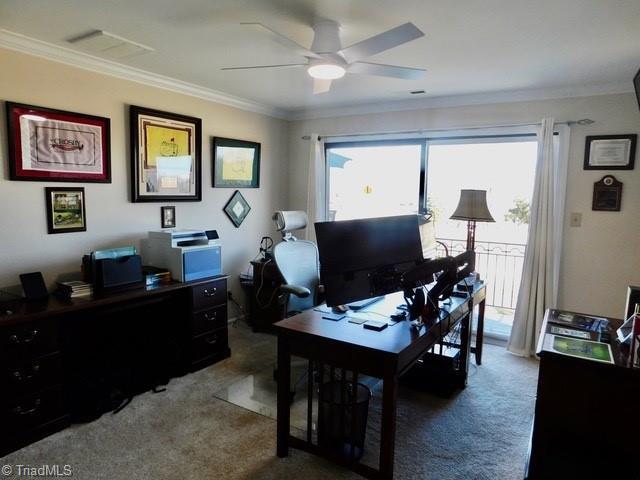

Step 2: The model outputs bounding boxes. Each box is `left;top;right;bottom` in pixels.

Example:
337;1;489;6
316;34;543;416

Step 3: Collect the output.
191;278;226;311
2;386;66;434
191;328;228;364
2;353;63;397
192;305;227;336
0;320;60;363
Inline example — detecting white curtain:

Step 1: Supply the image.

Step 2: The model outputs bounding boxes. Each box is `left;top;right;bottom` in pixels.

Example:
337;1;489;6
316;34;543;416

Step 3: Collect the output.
305;134;327;241
507;118;570;357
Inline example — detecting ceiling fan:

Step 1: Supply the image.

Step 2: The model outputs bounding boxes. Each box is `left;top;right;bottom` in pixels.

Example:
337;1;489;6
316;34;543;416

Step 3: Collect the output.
222;20;426;94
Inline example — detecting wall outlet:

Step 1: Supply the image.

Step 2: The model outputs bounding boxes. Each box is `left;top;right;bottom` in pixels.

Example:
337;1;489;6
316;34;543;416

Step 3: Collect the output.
570;212;582;227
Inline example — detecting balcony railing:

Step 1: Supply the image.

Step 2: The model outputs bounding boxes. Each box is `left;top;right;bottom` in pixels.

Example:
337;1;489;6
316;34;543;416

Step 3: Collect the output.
436;238;526;310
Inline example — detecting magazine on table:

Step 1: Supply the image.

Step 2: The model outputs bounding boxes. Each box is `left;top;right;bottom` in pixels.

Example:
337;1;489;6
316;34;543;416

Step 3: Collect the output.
543;334;614;364
548;309;609;332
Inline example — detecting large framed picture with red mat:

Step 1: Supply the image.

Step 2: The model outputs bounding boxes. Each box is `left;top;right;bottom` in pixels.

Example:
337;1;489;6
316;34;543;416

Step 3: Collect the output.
6;102;111;182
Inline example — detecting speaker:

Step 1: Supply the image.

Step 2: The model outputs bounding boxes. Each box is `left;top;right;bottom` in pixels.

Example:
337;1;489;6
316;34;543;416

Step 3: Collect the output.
624;285;640;320
19;272;49;300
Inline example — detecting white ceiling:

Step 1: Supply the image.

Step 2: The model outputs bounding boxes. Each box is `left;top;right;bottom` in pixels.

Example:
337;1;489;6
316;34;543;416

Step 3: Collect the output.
1;0;639;118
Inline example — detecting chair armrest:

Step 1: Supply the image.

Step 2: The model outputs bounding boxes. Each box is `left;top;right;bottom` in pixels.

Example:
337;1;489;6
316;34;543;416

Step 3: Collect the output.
279;284;311;298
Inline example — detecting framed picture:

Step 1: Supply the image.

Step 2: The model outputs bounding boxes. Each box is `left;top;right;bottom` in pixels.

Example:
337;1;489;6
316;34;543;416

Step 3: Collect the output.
592;175;622;211
6;102;111;182
161;206;176;228
223;190;251;227
130;105;202;202
45;187;87;234
584;134;636;170
213;137;260;188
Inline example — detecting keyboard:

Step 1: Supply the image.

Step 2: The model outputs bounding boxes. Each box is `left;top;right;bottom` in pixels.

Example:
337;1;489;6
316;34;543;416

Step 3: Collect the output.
346;296;384;311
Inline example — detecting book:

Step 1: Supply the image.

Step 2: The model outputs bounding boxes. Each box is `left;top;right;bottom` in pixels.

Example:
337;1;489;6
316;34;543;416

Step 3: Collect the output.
56;280;93;298
543;334;613;364
548;309;609;332
549;325;592;340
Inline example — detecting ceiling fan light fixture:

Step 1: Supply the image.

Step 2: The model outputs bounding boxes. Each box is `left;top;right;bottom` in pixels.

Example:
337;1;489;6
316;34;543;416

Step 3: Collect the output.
307;63;346;80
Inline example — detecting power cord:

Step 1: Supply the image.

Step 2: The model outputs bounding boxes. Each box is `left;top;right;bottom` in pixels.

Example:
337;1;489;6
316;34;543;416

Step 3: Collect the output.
255;258;273;309
227;292;246;327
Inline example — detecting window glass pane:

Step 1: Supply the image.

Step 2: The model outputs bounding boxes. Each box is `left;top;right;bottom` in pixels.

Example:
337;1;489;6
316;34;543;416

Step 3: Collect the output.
427;141;537;244
326;144;422;221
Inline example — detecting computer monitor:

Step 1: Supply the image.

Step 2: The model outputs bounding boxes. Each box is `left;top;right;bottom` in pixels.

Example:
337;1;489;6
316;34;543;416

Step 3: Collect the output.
315;215;424;307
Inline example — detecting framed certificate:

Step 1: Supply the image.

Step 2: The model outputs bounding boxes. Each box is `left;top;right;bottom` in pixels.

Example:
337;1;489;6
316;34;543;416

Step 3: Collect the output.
584;134;636;170
130;105;202;202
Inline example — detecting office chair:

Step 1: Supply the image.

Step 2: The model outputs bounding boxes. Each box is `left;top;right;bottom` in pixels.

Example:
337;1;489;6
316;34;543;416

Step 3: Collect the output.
271;211;322;402
272;210;322;315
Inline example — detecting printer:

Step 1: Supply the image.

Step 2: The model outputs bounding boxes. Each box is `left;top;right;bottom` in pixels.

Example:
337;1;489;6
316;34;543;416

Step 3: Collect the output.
141;229;222;282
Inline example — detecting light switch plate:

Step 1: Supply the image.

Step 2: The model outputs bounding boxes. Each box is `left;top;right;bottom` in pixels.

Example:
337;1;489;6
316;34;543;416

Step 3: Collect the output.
570;212;582;227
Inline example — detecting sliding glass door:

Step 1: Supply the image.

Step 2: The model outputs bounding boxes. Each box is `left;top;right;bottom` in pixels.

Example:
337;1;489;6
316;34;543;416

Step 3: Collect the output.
325;134;538;339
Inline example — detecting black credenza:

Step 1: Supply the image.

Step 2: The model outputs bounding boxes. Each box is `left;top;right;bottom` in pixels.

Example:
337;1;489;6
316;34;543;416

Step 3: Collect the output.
0;276;230;456
525;309;640;479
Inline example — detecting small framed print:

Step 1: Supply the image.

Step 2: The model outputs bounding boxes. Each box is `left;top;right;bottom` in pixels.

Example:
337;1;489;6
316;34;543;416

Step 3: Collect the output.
592;175;622;211
213;137;260;188
161;206;176;228
130;105;202;202
6;102;111;182
223;190;251;227
584;134;636;170
45;187;87;234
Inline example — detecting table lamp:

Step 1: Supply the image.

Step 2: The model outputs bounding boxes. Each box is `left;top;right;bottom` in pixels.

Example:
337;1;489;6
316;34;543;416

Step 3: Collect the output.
450;189;495;252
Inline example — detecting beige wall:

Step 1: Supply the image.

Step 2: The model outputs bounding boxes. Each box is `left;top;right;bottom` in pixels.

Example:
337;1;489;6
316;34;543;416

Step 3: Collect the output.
288;94;640;318
0;48;289;304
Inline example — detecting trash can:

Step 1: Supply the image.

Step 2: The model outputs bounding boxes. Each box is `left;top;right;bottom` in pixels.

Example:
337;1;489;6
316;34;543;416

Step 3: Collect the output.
318;380;372;460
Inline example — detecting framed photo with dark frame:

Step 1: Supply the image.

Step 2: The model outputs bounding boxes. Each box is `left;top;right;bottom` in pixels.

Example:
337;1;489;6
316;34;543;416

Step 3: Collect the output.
223;190;251;227
6;102;111;182
161;206;176;228
592;175;622;211
130;105;202;202
213;137;260;188
584;134;636;170
45;187;87;234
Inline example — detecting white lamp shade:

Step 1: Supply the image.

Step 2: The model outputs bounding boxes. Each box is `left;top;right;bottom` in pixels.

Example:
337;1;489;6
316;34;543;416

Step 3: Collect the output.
450;190;495;222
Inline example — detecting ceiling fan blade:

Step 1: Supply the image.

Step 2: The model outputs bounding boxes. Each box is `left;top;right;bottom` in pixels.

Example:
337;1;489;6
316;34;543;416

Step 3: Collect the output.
313;78;332;94
221;63;306;71
348;61;426;80
241;22;322;59
339;22;424;63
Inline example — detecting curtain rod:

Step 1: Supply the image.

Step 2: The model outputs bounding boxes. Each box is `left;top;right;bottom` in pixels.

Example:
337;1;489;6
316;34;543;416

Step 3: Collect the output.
300;119;593;140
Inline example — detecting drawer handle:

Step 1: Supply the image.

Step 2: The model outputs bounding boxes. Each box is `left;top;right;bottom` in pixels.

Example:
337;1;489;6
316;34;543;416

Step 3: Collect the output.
205;335;219;345
13;398;41;416
9;329;39;345
12;362;41;382
203;288;217;297
203;312;217;321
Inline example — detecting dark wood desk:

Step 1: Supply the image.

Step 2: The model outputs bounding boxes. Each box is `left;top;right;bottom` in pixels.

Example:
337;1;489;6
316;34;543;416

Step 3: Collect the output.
275;283;486;479
0;276;230;457
525;309;640;480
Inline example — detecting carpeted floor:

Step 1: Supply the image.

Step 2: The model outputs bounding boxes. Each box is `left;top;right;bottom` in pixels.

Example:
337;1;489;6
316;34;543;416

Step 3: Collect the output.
1;322;538;480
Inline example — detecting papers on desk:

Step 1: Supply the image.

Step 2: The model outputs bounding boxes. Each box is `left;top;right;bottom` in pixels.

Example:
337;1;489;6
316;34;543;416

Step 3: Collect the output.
543;334;614;364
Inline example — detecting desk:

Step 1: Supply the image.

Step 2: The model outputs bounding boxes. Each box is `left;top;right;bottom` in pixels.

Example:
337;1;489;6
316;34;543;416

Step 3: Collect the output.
275;282;486;479
525;309;640;479
0;276;230;456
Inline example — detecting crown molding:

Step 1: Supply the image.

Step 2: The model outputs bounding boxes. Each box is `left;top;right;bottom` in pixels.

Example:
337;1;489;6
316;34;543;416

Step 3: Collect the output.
0;29;289;120
1;29;634;123
289;81;635;121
